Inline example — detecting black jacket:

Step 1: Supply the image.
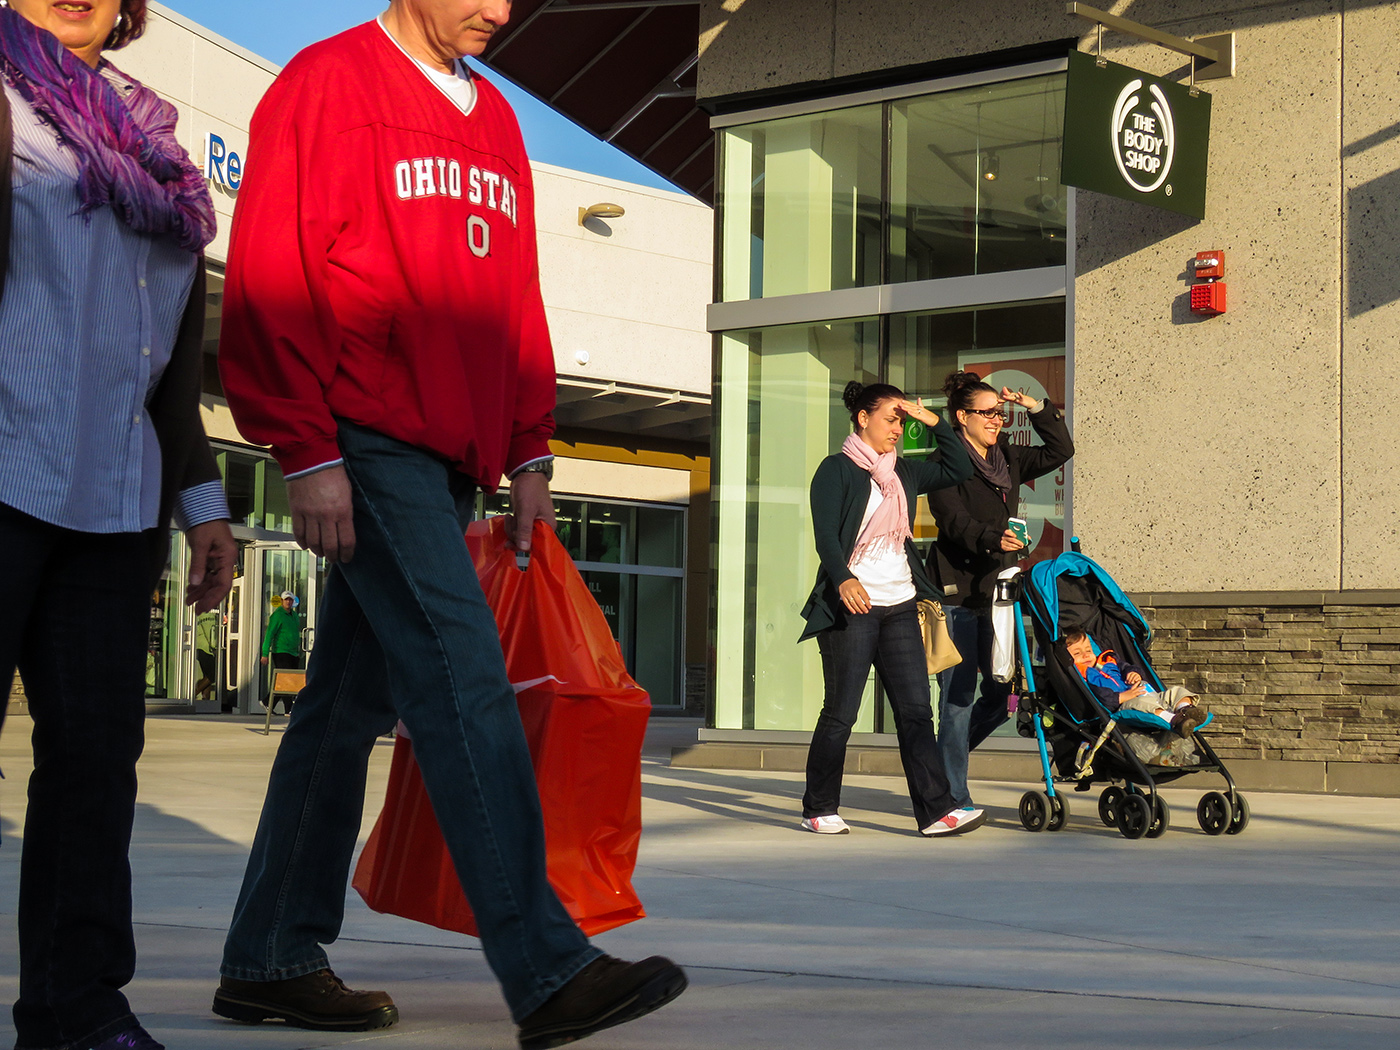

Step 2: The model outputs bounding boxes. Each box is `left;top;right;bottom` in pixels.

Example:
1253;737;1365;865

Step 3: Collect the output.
800;418;973;640
925;403;1074;610
0;86;220;587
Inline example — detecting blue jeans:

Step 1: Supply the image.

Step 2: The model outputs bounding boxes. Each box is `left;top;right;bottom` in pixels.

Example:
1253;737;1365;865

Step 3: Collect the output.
936;605;1011;807
220;422;598;1022
804;600;956;830
1;503;149;1050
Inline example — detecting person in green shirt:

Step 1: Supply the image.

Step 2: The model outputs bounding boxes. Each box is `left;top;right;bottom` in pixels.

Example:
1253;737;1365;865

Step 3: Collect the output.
260;591;302;713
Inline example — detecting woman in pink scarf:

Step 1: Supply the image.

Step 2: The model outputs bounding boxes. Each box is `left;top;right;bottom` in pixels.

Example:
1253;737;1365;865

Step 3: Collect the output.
797;381;986;837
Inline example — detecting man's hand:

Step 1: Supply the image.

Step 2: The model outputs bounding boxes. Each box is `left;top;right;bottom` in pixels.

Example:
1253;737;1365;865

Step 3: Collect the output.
185;519;237;612
289;466;356;563
504;471;557;554
999;529;1026;552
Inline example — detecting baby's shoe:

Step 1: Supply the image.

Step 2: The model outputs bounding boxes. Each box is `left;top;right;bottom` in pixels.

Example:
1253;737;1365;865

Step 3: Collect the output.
1172;704;1210;737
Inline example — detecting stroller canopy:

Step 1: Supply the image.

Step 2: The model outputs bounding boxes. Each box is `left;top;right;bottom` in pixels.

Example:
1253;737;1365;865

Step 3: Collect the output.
1028;552;1152;645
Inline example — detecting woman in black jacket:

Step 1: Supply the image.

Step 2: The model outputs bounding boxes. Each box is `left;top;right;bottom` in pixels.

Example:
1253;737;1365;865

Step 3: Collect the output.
926;370;1074;810
797;381;985;837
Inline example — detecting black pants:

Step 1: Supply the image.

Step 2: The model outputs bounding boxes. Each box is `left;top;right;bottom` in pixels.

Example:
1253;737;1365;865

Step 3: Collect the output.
0;502;149;1049
803;600;956;830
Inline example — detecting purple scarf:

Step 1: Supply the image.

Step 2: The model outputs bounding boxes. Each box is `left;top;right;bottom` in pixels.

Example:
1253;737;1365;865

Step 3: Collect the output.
0;7;214;251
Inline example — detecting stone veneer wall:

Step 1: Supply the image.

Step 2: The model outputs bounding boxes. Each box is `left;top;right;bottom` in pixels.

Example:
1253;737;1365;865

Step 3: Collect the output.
1138;604;1400;764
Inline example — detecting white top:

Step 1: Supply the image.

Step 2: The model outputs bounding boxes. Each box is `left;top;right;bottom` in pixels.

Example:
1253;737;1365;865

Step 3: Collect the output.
850;480;916;607
377;16;479;114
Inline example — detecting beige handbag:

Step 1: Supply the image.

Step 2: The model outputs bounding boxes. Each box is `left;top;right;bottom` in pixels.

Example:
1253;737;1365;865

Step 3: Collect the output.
917;599;961;675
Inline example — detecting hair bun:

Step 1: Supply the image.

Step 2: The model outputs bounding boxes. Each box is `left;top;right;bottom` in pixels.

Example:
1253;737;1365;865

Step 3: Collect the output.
841;380;864;413
942;369;982;399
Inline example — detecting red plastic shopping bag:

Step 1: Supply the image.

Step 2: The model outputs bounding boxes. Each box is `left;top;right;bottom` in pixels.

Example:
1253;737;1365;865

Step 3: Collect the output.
351;517;651;936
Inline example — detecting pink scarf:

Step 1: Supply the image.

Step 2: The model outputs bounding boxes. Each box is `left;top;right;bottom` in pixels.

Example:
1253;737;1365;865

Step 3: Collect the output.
841;433;911;566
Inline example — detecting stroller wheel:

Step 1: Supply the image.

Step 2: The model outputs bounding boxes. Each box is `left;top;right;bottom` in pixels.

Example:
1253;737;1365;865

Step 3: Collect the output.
1197;791;1231;836
1226;793;1251;834
1115;794;1151;839
1145;796;1171;838
1019;790;1052;832
1046;793;1069;832
1098;786;1124;827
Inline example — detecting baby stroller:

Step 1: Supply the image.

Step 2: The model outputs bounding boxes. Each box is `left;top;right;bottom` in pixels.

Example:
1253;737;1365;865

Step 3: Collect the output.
991;541;1249;840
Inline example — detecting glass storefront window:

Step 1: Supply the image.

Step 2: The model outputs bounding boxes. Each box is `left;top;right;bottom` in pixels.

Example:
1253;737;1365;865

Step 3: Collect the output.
713;64;1072;734
215;446;293;533
145;542;187;700
712;318;881;732
718;71;1066;300
888;74;1066;282
718;103;884;301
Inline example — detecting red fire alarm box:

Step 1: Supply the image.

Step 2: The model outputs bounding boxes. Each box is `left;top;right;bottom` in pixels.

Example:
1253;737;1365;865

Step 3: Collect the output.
1194;251;1225;279
1190;282;1227;316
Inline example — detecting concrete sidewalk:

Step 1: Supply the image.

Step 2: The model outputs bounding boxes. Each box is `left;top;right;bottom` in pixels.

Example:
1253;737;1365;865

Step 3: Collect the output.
2;714;1399;1050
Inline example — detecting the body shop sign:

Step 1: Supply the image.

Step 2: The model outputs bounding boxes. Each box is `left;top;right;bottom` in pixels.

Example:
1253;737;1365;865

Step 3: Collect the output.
1060;50;1211;219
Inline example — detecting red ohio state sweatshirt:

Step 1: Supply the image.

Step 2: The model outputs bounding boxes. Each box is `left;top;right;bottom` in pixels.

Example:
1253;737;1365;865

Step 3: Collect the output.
219;21;555;486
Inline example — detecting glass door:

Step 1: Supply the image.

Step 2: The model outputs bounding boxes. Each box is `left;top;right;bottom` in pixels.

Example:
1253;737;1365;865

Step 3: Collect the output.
221;568;248;712
244;542;323;711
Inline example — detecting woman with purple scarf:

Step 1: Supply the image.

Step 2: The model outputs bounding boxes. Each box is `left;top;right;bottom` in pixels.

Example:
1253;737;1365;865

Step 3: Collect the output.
798;381;985;838
0;3;235;1048
925;370;1074;813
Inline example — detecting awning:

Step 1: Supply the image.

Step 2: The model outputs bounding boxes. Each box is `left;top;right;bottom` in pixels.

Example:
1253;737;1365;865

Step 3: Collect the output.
481;0;712;202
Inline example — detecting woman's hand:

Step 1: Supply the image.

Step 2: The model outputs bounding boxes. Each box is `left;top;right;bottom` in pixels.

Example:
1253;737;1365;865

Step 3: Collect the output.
999;387;1039;410
897;397;940;428
999;529;1026;552
838;578;873;615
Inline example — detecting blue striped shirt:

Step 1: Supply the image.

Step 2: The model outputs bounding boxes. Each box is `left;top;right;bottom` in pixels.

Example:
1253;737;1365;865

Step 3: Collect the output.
0;74;228;533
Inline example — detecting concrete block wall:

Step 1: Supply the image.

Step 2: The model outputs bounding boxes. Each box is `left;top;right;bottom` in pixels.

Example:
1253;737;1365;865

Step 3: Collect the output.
1140;603;1400;763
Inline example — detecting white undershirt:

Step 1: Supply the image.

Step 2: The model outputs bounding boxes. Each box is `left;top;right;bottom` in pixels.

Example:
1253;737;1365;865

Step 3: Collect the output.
377;16;479;114
850;480;916;607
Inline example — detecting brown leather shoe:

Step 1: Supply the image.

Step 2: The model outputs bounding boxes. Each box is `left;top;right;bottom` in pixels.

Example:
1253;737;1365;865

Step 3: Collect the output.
213;968;398;1031
517;955;687;1049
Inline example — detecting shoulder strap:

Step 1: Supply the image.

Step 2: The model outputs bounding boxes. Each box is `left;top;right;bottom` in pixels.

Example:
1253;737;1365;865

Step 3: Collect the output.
0;83;12;307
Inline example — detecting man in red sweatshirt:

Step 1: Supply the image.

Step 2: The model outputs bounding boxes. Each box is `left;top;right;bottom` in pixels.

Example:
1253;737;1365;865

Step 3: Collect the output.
213;3;686;1047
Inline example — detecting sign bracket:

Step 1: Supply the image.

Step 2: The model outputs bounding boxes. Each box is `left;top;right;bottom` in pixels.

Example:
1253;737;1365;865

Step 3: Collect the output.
1067;3;1235;93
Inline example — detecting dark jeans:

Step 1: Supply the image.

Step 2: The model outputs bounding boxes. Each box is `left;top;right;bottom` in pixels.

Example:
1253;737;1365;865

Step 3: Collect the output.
803;600;956;830
221;422;598;1022
936;604;1012;806
0;502;150;1050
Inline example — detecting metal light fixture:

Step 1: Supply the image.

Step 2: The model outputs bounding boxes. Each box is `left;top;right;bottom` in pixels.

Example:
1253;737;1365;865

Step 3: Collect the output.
578;202;626;225
981;152;1000;181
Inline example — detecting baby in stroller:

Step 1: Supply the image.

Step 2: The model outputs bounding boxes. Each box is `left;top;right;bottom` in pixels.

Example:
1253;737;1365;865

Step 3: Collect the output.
1064;630;1210;735
1063;629;1211;767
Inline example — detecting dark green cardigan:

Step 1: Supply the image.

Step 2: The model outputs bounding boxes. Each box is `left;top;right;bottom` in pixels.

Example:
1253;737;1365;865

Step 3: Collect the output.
799;418;973;641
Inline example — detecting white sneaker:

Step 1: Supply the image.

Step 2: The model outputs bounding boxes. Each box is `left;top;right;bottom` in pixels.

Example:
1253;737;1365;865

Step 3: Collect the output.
922;806;986;836
801;814;851;835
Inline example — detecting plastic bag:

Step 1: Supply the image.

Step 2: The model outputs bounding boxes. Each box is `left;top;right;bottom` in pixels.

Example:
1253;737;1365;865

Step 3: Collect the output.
352;517;650;937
